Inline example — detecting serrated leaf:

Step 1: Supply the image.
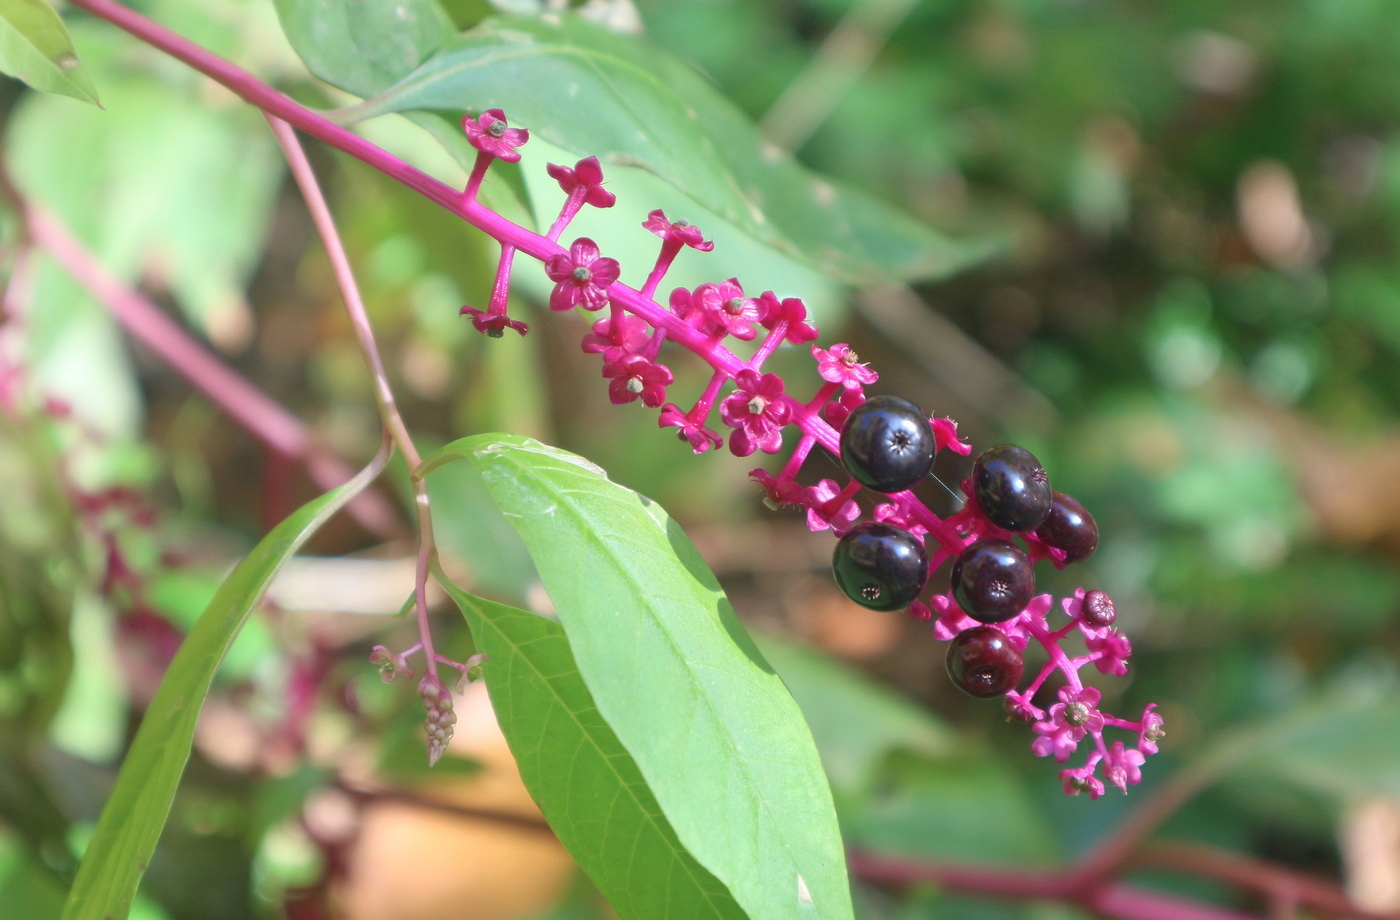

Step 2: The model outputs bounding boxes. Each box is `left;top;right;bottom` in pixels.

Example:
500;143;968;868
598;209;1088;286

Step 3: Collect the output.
438;579;747;920
59;444;390;920
271;0;454;99
331;14;993;285
0;0;99;105
421;433;854;920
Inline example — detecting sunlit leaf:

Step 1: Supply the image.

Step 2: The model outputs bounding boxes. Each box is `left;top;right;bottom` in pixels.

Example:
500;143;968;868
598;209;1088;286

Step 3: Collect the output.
438;580;747;920
329;14;991;285
422;433;854;920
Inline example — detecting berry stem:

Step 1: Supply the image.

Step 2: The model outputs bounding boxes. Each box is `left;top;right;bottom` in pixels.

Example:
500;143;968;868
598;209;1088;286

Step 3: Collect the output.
641;239;684;299
546;188;587;241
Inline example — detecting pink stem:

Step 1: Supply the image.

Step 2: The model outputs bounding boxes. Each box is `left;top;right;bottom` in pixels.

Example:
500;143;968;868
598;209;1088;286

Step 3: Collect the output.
547;189;586;241
641;239;683;299
23;205;402;537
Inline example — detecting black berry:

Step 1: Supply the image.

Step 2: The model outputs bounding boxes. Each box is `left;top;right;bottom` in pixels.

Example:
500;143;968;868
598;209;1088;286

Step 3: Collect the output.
951;538;1034;623
972;444;1052;532
832;522;928;611
839;395;935;494
946;626;1023;698
1033;491;1098;563
1081;589;1116;627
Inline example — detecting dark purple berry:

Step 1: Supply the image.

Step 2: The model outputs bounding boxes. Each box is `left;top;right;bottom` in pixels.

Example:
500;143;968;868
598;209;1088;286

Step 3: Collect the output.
1034;491;1098;563
946;626;1023;698
1081;589;1116;627
951;538;1034;623
972;444;1052;532
832;522;928;611
839;395;935;494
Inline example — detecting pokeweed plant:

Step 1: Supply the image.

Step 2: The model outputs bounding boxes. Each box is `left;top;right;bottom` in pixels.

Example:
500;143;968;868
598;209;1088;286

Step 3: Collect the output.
0;2;1286;920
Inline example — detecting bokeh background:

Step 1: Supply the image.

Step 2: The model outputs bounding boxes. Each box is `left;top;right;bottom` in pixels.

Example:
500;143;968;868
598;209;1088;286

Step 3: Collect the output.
3;0;1400;918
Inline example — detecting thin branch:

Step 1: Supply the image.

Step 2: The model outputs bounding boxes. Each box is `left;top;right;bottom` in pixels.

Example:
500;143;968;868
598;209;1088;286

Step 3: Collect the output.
265;114;443;681
15;200;403;537
849;850;1266;920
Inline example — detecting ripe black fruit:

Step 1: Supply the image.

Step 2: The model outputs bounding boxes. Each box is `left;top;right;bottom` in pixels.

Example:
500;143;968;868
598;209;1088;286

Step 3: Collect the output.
1034;491;1098;563
839;395;935;494
951;538;1034;623
832;521;928;611
972;444;1052;532
946;626;1023;698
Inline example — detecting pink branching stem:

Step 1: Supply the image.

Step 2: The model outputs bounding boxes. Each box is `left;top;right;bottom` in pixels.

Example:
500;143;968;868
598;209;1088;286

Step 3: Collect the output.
266;114;444;687
15;200;401;537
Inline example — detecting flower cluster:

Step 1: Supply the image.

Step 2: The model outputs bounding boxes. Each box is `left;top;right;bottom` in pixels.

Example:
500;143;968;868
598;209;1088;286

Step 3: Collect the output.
445;108;1160;795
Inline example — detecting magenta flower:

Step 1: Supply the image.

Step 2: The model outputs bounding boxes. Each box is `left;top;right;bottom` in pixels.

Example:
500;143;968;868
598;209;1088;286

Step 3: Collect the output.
659;403;724;453
751;469;805;508
812;343;879;390
643;209;714;251
547;156;616;209
1087;629;1132;676
462;109;529;163
1138;704;1166;755
696;279;761;340
460;304;528;338
1102;741;1145;792
1004;693;1042;723
603;354;672;408
1032;686;1104;763
908;600;933;622
1061;767;1106;800
582;314;650;355
720;369;791;457
873;500;928;536
803;479;861;534
756;291;819;343
931;417;973;456
545;238;621;312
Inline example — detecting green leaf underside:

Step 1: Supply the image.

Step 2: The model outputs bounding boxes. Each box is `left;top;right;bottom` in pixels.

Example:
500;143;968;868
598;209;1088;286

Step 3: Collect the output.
332;14;991;286
270;0;454;99
439;582;747;920
0;0;99;104
59;449;388;920
422;434;853;920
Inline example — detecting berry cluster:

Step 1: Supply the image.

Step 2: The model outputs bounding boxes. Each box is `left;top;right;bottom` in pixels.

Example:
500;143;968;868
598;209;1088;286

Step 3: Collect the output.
450;109;1160;797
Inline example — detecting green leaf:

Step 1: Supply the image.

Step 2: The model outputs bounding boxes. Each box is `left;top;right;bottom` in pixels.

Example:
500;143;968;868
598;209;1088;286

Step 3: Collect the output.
334;14;991;286
0;0;99;105
271;0;454;99
421;434;854;920
59;443;391;920
437;579;747;920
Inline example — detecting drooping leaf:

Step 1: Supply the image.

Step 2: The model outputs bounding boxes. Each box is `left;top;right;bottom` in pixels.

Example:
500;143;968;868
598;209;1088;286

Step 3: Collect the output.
328;14;993;285
270;0;454;99
0;0;99;105
438;579;747;920
59;443;391;920
421;433;854;920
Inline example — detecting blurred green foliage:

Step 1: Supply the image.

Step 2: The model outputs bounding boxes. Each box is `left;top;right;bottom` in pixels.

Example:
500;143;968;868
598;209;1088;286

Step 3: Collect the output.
1;0;1399;918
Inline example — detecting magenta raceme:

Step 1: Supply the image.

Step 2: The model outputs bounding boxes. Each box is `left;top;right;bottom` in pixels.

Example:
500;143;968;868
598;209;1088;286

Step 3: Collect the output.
452;108;1162;797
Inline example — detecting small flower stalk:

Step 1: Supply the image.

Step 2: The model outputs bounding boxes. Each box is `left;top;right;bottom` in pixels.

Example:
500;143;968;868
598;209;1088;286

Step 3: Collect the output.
445;109;1160;795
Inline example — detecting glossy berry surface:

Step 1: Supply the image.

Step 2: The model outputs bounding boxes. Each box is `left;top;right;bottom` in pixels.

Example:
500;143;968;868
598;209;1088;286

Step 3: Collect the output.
1082;589;1116;627
972;444;1052;532
1034;491;1098;563
839;395;936;494
951;538;1034;623
946;626;1024;698
832;521;928;611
